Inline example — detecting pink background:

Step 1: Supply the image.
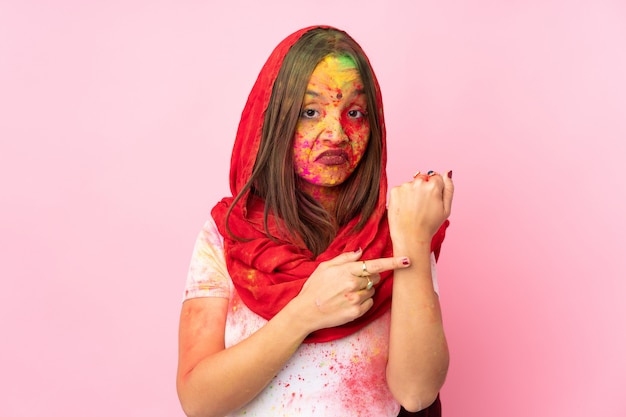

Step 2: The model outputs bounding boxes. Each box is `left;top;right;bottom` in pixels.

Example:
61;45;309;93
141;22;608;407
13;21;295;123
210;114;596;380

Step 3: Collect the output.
2;1;625;416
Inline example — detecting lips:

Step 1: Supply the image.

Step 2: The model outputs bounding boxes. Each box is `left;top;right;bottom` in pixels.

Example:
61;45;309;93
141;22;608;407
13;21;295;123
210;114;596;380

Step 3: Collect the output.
315;149;349;165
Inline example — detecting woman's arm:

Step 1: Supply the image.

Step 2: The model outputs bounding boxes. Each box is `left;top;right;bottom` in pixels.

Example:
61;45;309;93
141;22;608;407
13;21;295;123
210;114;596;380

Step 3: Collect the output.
385;171;454;412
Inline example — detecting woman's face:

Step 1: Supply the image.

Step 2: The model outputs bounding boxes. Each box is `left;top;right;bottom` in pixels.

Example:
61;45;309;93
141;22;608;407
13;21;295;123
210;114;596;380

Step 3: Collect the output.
293;55;370;188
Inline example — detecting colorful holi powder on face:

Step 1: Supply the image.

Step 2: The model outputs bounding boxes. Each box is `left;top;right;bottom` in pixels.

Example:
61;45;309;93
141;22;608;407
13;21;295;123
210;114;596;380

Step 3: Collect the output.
293;55;370;195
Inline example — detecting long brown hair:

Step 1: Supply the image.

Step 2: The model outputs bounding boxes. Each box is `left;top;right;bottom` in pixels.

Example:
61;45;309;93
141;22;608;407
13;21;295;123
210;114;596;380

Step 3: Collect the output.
228;27;384;257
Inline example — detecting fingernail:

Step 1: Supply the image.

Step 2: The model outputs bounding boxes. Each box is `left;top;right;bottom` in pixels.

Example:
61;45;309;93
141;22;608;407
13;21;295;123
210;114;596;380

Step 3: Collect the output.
447;170;453;179
354;247;362;254
402;257;410;266
413;170;420;178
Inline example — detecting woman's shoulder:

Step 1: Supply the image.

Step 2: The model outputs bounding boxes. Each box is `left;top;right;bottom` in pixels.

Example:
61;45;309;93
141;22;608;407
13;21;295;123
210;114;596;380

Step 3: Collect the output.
199;216;225;247
183;217;231;301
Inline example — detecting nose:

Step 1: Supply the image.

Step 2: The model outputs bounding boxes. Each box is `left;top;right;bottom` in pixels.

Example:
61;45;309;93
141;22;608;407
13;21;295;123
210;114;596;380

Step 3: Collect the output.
321;115;348;144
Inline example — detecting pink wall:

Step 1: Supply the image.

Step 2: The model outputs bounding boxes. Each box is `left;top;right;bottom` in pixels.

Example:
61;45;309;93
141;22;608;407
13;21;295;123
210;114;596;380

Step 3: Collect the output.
1;1;625;416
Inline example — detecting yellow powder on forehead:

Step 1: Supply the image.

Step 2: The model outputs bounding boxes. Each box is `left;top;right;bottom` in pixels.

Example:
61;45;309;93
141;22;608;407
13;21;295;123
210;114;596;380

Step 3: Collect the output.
309;55;361;91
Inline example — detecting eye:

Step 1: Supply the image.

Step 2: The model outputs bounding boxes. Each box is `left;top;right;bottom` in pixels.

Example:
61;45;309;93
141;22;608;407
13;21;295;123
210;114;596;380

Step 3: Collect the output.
347;109;366;119
301;108;319;119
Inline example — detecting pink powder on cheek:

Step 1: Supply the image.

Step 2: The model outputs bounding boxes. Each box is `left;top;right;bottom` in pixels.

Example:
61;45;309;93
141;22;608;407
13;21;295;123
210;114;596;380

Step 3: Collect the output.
293;134;312;157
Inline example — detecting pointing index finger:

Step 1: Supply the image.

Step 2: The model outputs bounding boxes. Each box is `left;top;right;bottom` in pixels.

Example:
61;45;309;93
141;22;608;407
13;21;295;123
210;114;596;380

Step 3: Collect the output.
359;257;411;276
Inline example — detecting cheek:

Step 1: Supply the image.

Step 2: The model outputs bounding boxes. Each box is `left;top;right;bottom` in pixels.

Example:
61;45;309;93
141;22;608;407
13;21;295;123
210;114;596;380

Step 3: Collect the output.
349;141;368;168
343;119;370;161
342;115;369;140
293;137;313;165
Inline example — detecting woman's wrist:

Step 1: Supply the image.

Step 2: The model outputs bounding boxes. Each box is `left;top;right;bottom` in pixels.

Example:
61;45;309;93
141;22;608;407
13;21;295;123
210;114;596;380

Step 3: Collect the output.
277;296;317;339
391;234;432;256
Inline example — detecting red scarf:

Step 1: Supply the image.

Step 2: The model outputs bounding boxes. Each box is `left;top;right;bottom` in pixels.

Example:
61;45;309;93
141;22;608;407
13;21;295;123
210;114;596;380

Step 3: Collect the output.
211;26;448;343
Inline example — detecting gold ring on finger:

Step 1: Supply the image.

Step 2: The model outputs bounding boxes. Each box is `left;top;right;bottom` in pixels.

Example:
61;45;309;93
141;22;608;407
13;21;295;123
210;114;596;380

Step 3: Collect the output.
360;261;368;277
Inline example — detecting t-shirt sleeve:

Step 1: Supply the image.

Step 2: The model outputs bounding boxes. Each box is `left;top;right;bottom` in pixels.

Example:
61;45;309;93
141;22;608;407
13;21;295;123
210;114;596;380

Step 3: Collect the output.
183;217;231;301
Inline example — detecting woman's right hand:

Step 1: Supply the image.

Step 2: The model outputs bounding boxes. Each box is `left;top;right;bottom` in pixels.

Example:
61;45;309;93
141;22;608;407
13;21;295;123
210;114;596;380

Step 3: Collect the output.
289;248;410;333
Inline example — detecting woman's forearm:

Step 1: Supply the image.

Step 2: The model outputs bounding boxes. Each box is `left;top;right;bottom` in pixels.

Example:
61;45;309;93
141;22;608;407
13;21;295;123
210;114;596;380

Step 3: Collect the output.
177;300;310;417
386;239;449;412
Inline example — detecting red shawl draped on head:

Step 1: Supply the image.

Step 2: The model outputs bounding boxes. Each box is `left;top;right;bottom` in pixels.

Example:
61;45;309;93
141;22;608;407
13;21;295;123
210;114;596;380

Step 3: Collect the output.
211;26;448;343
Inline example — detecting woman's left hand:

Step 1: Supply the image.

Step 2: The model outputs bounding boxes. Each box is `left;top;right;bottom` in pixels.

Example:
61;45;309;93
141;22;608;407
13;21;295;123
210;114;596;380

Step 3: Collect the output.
387;171;454;245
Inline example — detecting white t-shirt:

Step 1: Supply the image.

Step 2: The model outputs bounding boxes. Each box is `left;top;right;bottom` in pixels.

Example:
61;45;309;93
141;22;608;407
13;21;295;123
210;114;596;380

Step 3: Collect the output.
184;217;439;417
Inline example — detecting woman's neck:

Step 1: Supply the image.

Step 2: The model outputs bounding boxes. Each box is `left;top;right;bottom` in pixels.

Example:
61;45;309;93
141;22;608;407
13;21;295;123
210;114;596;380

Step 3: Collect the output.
299;182;339;214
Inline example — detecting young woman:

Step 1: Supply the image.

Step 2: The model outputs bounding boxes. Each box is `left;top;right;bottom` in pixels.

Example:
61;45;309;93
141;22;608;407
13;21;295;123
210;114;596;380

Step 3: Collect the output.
177;26;454;417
